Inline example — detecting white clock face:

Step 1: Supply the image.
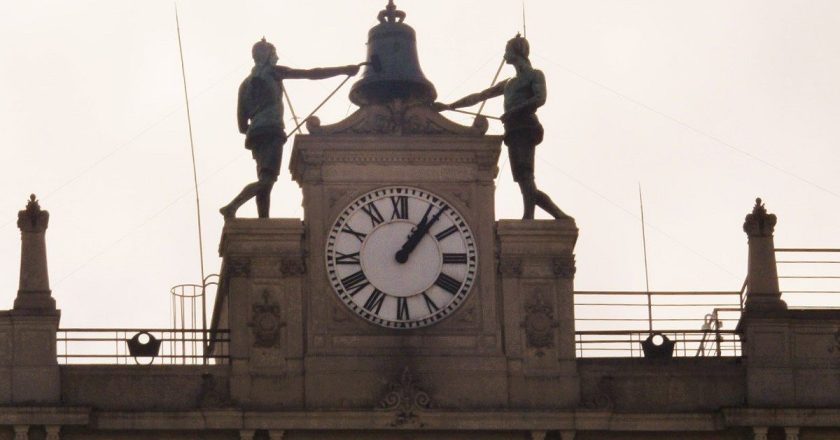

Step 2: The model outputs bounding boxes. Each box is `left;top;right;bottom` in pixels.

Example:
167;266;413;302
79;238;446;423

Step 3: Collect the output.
326;186;478;329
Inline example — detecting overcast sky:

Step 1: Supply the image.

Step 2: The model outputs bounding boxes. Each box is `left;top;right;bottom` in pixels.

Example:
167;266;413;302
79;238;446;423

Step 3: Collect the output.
0;0;838;328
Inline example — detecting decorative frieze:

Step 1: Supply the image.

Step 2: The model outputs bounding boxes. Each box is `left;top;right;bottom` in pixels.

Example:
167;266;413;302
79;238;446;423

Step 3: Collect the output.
279;258;306;277
498;258;523;277
553;255;576;279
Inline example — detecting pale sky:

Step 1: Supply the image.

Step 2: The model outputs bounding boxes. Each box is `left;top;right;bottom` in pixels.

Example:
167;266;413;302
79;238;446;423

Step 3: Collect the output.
0;0;838;328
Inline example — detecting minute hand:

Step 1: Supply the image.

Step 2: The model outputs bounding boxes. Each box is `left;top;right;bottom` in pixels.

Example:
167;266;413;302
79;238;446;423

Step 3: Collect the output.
395;205;447;264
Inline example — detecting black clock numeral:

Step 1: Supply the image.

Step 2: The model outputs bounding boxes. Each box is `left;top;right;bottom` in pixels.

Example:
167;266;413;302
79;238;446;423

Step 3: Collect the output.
442;253;468;264
435;273;463;295
341;225;367;243
335;252;360;265
390;196;409;220
421;292;440;313
363;289;386;314
360;202;385;227
434;225;458;241
341;270;369;296
396;297;410;320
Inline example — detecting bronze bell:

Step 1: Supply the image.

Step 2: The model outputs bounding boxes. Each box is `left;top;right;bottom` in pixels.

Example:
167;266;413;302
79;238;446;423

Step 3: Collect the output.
349;1;437;106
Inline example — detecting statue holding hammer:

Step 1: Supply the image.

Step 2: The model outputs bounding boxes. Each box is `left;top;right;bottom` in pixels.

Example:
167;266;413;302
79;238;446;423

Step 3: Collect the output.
435;34;567;220
220;38;360;219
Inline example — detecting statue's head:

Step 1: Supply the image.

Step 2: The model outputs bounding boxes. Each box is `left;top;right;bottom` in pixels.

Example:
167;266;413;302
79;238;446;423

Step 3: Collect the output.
252;38;278;66
504;33;530;64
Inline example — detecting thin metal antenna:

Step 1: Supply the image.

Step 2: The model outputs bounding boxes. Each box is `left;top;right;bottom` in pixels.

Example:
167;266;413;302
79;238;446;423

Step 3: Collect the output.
522;0;527;38
639;183;652;332
174;4;208;364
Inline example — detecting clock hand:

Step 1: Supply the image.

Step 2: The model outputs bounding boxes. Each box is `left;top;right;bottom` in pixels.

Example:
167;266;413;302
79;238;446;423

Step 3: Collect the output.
395;205;447;264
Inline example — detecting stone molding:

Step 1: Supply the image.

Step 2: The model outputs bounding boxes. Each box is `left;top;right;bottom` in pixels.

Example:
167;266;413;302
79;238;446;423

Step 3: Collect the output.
227;258;251;278
307;102;487;136
552;256;577;279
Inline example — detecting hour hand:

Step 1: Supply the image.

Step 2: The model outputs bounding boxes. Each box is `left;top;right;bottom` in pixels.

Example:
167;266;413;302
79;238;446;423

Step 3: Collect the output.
395;205;446;264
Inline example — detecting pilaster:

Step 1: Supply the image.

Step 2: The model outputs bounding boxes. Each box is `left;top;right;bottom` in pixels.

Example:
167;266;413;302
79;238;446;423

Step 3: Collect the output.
497;219;579;408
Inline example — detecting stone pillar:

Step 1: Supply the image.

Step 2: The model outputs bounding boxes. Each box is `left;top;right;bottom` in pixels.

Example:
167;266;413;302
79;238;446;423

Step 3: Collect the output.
268;430;285;440
784;427;800;440
0;195;61;405
752;426;768;440
13;425;28;440
559;431;576;440
14;195;55;311
218;219;305;408
45;426;61;440
497;219;579;408
742;198;785;312
239;430;255;440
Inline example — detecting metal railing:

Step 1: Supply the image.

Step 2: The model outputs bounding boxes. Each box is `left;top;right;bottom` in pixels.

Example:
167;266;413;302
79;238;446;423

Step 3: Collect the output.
776;248;840;309
57;328;230;365
574;291;743;358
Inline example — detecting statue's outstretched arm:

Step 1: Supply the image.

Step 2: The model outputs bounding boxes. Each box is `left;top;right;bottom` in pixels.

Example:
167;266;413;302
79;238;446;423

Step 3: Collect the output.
276;65;359;80
446;80;507;109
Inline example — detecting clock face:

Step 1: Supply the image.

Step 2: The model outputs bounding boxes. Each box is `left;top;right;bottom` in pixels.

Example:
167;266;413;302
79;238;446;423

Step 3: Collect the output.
326;186;478;329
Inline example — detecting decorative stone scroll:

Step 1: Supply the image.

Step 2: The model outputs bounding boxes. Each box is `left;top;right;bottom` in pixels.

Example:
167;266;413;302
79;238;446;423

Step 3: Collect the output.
227;257;251;278
307;101;488;136
279;258;306;277
18;194;49;233
553;255;577;279
248;291;285;348
377;367;432;427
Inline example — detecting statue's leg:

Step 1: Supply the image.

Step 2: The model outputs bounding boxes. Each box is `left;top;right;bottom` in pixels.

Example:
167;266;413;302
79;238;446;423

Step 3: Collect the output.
220;181;261;220
518;180;537;220
255;178;275;219
533;185;567;219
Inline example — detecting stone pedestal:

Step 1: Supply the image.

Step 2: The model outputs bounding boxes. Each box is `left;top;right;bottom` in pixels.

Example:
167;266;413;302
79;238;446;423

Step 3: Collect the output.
14;195;55;312
217;219;306;408
497;219;580;408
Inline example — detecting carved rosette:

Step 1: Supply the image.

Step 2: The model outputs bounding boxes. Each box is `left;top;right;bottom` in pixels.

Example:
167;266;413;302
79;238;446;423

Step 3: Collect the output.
227;257;251;278
743;198;777;237
248;291;285;348
377;367;432;427
521;295;559;356
279;258;306;277
307;101;488;136
17;194;49;233
553;255;577;279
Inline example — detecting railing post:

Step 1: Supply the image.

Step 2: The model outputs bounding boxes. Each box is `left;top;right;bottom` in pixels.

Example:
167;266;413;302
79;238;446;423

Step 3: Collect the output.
742;198;786;312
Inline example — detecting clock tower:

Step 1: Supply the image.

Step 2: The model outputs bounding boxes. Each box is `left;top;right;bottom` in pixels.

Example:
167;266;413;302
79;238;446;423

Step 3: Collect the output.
214;0;579;413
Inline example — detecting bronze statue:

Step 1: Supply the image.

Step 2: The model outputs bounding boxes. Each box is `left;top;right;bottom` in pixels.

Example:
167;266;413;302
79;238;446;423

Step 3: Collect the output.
220;38;360;219
434;35;566;220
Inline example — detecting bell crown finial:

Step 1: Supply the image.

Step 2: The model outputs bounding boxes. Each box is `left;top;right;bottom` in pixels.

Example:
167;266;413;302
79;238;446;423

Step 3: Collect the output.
378;0;406;23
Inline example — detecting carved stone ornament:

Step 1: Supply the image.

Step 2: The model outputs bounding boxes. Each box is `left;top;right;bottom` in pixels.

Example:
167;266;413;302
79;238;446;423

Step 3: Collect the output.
279;258;306;277
306;101;488;136
743;198;777;237
521;295;559;356
377;367;432;427
553;255;577;278
248;291;285;348
499;258;523;277
17;194;49;233
197;373;230;408
227;257;251;278
584;375;616;410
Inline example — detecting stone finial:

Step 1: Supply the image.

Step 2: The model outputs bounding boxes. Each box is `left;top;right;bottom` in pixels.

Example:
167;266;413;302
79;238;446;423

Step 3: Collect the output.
18;194;49;233
743;198;776;237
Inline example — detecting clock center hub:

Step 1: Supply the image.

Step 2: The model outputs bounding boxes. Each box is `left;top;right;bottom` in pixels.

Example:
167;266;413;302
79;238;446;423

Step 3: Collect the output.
360;221;442;298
